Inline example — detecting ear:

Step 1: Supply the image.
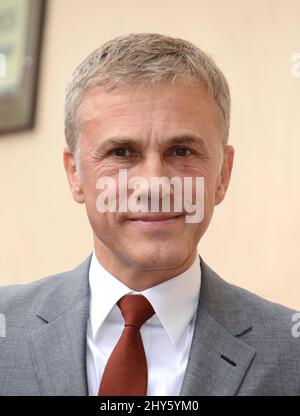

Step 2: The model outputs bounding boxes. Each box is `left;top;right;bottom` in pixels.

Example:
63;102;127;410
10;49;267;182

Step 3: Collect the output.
214;145;234;206
63;146;85;204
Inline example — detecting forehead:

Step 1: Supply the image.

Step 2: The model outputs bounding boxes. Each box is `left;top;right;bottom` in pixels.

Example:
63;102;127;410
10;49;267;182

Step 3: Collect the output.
78;81;221;141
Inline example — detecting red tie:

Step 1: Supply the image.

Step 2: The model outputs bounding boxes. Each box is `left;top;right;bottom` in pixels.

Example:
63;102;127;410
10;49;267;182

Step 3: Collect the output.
98;294;155;396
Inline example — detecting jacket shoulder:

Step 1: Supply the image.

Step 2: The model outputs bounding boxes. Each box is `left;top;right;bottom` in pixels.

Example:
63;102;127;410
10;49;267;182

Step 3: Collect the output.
230;281;299;327
0;271;70;314
200;258;299;329
0;253;92;319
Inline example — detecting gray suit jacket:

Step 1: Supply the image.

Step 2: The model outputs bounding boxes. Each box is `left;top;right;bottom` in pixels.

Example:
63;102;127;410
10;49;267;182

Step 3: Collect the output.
0;254;299;395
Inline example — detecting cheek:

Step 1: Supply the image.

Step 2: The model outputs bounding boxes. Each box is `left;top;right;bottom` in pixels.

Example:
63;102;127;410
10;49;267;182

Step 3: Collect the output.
178;158;211;178
202;172;215;193
81;162;121;204
178;162;215;197
86;206;119;237
89;163;120;181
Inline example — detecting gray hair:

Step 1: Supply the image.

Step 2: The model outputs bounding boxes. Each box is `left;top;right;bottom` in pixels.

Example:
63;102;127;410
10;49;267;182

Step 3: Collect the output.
64;33;230;158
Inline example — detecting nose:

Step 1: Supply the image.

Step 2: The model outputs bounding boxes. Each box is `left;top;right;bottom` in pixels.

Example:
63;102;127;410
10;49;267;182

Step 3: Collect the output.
140;152;169;182
130;152;176;211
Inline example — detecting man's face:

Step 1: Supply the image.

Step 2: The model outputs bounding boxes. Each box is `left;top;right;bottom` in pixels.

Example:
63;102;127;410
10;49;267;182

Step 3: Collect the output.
64;81;234;283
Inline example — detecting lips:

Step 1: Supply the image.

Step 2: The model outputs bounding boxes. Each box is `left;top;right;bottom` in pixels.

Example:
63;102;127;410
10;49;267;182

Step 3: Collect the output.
127;213;183;221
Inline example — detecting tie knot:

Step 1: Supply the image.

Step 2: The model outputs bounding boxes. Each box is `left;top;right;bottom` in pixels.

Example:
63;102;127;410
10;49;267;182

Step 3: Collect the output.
117;295;155;329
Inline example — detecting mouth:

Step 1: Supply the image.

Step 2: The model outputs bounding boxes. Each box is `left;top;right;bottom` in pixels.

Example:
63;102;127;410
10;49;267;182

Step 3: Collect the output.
126;213;185;230
127;213;184;221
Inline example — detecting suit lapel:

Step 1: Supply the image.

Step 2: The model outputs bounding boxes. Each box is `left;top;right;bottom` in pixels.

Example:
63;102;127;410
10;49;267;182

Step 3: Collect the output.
179;307;256;395
180;256;256;396
28;254;92;396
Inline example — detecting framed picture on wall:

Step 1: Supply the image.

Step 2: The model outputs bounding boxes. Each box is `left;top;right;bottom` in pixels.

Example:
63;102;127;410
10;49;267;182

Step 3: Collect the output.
0;0;46;134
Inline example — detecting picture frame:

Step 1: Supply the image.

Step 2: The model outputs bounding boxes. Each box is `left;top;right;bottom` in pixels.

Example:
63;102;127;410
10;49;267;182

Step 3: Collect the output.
0;0;46;134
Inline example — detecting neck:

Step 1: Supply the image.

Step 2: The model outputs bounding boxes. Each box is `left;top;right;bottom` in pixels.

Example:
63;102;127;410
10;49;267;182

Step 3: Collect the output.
93;237;198;291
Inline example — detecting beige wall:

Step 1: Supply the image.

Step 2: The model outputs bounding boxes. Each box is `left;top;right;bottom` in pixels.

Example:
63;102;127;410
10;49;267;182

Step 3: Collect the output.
1;0;300;309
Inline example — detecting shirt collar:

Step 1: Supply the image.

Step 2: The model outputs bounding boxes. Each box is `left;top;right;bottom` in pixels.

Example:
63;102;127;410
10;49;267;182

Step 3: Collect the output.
88;251;201;346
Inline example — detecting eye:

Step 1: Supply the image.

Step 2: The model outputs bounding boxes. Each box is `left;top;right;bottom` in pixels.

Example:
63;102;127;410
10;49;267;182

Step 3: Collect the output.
111;147;133;157
171;146;193;157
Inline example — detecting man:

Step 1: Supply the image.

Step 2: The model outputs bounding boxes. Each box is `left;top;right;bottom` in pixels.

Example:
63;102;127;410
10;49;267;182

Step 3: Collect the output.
0;33;299;396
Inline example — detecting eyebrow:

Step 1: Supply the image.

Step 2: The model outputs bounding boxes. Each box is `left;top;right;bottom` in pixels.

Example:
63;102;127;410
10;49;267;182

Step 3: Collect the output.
96;134;206;150
165;135;206;147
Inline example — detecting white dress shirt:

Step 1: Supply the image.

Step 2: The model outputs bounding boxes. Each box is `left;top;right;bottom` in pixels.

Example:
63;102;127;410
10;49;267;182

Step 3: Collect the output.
86;251;201;396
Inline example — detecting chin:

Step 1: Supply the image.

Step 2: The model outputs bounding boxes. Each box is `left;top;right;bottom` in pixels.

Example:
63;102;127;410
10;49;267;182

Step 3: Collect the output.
126;244;189;271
